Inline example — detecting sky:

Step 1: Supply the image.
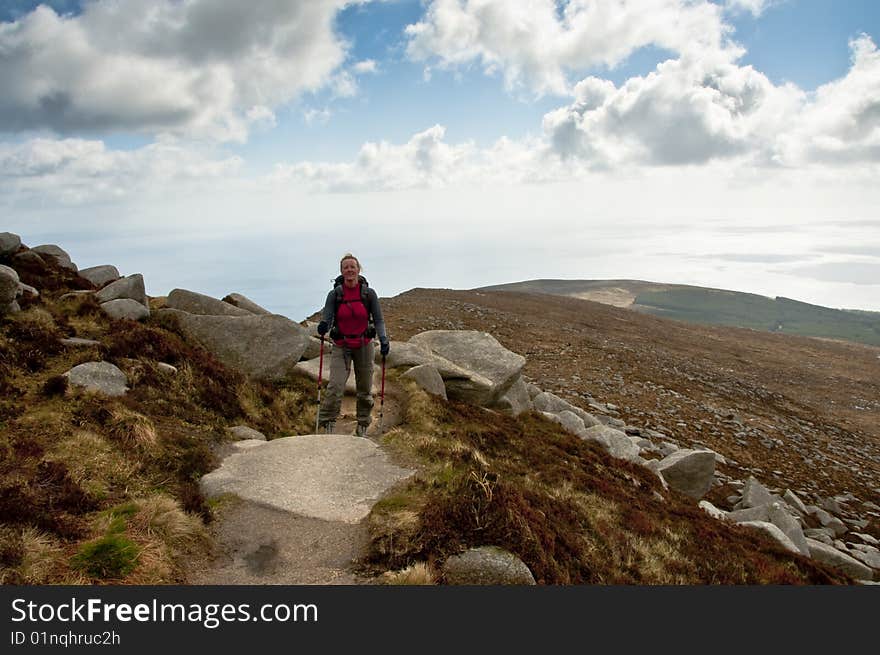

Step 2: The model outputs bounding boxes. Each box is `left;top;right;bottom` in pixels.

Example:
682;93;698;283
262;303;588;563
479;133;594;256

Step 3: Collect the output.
1;0;879;321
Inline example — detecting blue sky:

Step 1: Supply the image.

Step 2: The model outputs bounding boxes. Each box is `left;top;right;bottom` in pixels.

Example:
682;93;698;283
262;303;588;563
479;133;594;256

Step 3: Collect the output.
2;0;879;319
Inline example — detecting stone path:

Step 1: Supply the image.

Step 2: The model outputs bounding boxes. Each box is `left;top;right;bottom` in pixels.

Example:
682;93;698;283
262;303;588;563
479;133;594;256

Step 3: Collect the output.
189;389;410;585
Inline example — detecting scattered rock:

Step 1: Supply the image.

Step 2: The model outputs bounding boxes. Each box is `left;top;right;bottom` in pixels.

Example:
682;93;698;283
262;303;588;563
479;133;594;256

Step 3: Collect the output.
0;232;21;256
402;364;447;399
227;426;267;441
160;308;312;382
739;521;801;554
806;538;874;581
65;361;129;396
442;546;536;585
167;288;251;316
101;298;150;321
32;244;76;271
96;274;148;307
60;337;102;348
655;449;716;499
78;265;120;288
408;330;525;406
222;293;272;315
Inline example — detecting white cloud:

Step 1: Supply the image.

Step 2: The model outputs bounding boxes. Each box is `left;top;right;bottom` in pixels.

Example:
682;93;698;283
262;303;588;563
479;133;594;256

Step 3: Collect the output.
353;59;379;74
405;0;735;96
269;124;573;192
303;108;333;126
724;0;780;17
543;53;803;167
0;0;353;141
544;34;880;169
0;137;242;205
775;35;880;165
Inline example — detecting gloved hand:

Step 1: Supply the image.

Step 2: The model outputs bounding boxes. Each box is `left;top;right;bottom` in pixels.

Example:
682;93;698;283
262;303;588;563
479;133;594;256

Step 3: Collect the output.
317;321;328;336
380;339;390;356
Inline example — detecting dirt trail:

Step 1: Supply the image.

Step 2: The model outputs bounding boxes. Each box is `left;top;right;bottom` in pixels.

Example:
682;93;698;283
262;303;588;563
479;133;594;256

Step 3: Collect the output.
187;384;406;585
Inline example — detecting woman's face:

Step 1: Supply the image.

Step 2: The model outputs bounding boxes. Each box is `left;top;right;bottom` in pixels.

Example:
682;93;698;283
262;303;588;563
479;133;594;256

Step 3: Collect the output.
341;258;360;284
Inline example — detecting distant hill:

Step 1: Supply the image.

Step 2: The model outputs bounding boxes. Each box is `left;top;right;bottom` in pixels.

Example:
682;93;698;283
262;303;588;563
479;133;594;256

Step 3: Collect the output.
476;279;880;347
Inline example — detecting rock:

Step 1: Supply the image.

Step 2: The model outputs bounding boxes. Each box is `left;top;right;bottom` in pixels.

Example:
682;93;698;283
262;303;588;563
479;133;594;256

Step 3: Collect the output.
222;293;272;315
229;439;268;453
0;232;21;256
33;244;76;271
96;274;148;307
382;341;436;369
740;521;801;554
543;410;586;436
658;442;679;457
12;250;46;270
727;506;771;524
767;502;810;556
806;538;874;581
533;391;600;427
851;532;880;546
160;308;312;382
699;500;728;520
655;449;716;499
402;364;448;399
408;330;525;406
442;546;536;585
490;376;531;416
78;265;120;288
18;282;38;299
156;363;177;374
849;548;880;570
199;434;413;524
167;288;251;316
302;337;323;360
0;264;20;307
525;382;542;400
741;477;775;509
226;425;267;441
101;298;150;321
60;337;102;348
813;509;848;536
582;425;641;462
65;361;129;396
783;489;808;516
820;497;844;515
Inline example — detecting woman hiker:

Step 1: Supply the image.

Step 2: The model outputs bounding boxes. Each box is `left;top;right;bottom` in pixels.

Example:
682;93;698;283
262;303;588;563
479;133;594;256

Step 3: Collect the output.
316;253;390;437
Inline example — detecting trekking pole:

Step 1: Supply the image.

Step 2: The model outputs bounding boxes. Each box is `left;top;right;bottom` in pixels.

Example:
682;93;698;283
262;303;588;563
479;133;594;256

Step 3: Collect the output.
378;353;386;434
315;335;325;434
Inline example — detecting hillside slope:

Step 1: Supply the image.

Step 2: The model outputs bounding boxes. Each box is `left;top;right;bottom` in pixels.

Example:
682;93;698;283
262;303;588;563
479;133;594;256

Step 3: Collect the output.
478;279;880;346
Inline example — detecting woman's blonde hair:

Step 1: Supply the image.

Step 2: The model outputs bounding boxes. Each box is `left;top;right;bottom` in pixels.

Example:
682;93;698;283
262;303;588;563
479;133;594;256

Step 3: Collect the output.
340;253;361;272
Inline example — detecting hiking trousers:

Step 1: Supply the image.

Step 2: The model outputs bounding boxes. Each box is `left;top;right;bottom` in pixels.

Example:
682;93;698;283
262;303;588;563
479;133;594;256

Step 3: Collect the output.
318;340;374;428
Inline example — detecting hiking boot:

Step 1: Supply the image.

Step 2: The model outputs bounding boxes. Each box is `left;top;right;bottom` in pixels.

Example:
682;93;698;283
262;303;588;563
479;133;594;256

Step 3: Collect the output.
355;424;368;438
323;421;336;434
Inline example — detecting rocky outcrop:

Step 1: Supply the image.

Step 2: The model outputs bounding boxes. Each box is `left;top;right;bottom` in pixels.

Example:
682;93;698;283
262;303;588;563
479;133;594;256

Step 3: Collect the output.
32;244;76;271
159;308;312;382
655;449;716;499
0;232;21;256
491;376;532;416
96;274;148;307
583;425;642;462
739;521;801;554
0;264;20;314
101;298;150;321
441;546;536;585
408;330;525;406
167;288;251;316
226;426;267;441
402;364;447;399
78;265;120;288
806;539;873;581
65;361;129;396
533;391;600;427
222;293;272;315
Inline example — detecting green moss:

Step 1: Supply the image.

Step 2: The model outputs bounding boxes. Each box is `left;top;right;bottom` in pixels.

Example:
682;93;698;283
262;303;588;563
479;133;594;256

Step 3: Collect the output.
71;533;140;579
